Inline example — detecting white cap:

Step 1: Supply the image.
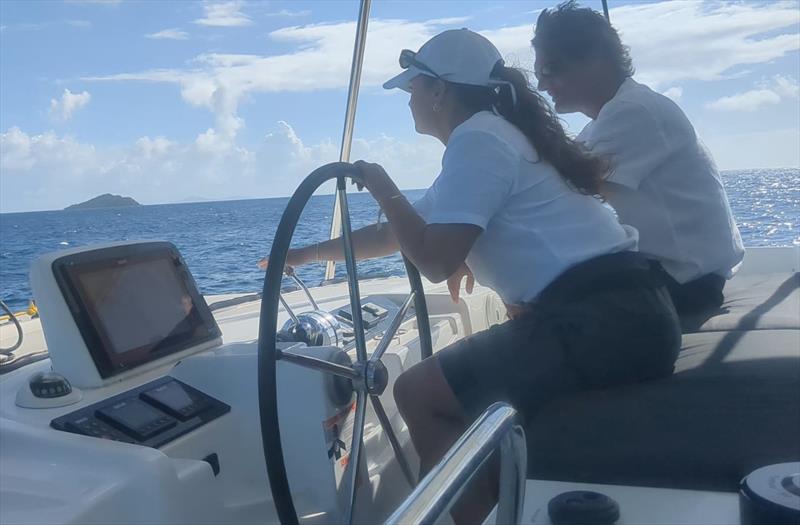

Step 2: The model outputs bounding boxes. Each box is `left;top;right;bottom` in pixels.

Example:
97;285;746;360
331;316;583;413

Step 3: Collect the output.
383;29;505;92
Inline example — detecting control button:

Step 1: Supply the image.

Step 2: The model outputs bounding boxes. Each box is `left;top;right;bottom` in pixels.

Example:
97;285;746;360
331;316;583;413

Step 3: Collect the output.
337;308;353;322
363;303;388;317
342;307;380;329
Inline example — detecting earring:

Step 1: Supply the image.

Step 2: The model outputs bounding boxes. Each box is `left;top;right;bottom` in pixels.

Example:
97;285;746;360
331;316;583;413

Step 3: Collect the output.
433;103;441;113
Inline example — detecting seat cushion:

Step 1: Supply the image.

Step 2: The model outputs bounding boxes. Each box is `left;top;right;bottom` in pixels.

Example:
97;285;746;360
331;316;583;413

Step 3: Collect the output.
526;329;800;492
683;272;799;332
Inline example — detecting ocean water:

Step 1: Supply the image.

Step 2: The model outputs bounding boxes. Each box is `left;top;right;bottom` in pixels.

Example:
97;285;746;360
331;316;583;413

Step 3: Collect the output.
1;168;798;311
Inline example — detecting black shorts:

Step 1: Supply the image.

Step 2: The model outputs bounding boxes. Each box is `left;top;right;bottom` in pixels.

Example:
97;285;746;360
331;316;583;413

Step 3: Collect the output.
664;270;726;315
438;252;682;421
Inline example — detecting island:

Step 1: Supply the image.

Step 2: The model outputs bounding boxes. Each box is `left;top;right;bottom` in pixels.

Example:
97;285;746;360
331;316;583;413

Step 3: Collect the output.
65;194;141;210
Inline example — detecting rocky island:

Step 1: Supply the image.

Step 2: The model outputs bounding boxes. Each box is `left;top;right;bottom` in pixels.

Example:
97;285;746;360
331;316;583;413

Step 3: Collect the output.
65;194;141;210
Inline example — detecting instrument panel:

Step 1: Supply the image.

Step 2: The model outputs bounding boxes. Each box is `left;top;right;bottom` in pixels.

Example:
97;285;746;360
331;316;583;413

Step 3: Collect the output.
51;377;229;447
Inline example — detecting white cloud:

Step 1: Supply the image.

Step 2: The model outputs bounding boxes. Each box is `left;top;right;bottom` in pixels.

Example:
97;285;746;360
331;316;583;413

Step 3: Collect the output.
0;122;443;213
264;9;311;18
194;1;252;27
135;136;174;159
707;89;781;112
707;75;798;112
0;125;254;212
84;1;799;146
701;127;800;170
480;24;535;67
0;128;101;204
350;133;444;190
662;86;683;102
609;1;800;88
773;74;800;99
427;17;473;26
145;28;189;40
84;18;456;143
49;89;91;120
2;19;93;31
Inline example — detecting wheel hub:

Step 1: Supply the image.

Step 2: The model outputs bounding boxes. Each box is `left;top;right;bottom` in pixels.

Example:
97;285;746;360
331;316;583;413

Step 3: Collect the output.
364;359;388;395
281;310;341;346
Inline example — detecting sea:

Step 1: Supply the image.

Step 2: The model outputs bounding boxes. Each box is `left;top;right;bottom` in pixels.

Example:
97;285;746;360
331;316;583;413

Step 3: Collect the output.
1;168;798;311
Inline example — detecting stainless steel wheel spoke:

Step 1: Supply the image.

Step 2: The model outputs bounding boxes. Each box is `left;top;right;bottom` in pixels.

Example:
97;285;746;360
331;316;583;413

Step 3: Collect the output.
370;291;415;363
344;391;367;525
370;395;415;487
276;350;359;380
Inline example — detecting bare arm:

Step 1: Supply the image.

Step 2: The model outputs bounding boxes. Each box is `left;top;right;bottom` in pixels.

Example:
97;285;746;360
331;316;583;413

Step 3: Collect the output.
259;222;399;269
353;161;481;283
260;161;480;283
296;222;400;265
378;195;480;283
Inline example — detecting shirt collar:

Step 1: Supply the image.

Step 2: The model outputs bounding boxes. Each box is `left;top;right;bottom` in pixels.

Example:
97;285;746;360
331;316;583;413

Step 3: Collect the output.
595;77;638;121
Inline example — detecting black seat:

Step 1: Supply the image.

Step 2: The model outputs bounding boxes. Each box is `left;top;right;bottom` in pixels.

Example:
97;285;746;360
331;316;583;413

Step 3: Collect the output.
683;272;798;332
525;328;800;491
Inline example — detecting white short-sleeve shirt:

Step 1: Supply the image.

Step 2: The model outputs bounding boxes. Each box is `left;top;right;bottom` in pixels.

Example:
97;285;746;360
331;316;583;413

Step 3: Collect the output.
414;111;637;305
577;78;744;283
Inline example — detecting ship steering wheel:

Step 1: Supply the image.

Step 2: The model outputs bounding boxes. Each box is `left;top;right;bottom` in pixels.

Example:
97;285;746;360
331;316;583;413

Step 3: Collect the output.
257;162;433;525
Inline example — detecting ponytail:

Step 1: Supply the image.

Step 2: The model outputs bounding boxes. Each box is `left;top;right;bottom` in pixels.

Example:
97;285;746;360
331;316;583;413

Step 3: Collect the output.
447;65;609;197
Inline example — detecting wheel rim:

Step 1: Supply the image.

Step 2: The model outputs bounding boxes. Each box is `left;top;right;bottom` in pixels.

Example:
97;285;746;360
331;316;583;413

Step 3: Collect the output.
257;162;433;525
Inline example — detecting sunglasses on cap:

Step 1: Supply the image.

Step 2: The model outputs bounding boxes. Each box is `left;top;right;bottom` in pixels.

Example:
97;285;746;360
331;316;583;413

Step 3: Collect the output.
399;49;441;79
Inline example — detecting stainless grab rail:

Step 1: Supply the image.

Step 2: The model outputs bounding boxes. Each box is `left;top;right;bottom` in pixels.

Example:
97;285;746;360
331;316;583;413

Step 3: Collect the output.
385;402;527;525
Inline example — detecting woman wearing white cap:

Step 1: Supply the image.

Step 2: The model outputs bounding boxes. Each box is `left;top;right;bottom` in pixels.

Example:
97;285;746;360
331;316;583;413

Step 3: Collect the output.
260;29;680;523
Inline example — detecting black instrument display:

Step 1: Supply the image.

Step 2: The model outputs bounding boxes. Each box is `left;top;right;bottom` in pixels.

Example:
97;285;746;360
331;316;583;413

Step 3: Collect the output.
51;377;229;448
96;398;176;440
52;242;221;379
141;380;211;421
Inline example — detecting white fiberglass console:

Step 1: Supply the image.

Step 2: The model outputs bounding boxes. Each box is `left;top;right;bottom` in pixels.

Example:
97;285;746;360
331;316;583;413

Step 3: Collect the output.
29;241;222;389
3;240;437;525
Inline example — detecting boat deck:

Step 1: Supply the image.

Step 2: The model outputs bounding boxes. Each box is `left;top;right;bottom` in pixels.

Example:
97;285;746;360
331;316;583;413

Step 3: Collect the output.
1;247;798;523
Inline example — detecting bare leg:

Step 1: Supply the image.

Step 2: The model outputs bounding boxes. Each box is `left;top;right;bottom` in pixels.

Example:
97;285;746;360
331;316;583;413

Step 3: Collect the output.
394;356;499;525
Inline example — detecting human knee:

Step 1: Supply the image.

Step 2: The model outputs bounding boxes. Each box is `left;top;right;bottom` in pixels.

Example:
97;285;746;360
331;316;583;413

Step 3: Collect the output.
394;361;438;419
393;369;419;419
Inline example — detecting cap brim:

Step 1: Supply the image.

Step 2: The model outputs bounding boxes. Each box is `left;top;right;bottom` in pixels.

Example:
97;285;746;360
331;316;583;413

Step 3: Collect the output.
382;67;430;92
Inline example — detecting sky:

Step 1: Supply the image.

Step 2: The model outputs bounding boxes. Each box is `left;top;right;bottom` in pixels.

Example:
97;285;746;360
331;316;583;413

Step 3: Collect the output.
0;0;798;213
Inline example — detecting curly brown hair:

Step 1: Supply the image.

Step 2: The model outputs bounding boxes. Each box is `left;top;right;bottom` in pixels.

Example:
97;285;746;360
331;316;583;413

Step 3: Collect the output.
532;0;634;81
438;65;609;197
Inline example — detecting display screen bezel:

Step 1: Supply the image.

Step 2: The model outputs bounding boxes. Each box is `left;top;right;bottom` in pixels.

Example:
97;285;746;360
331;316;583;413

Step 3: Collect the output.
53;242;221;379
